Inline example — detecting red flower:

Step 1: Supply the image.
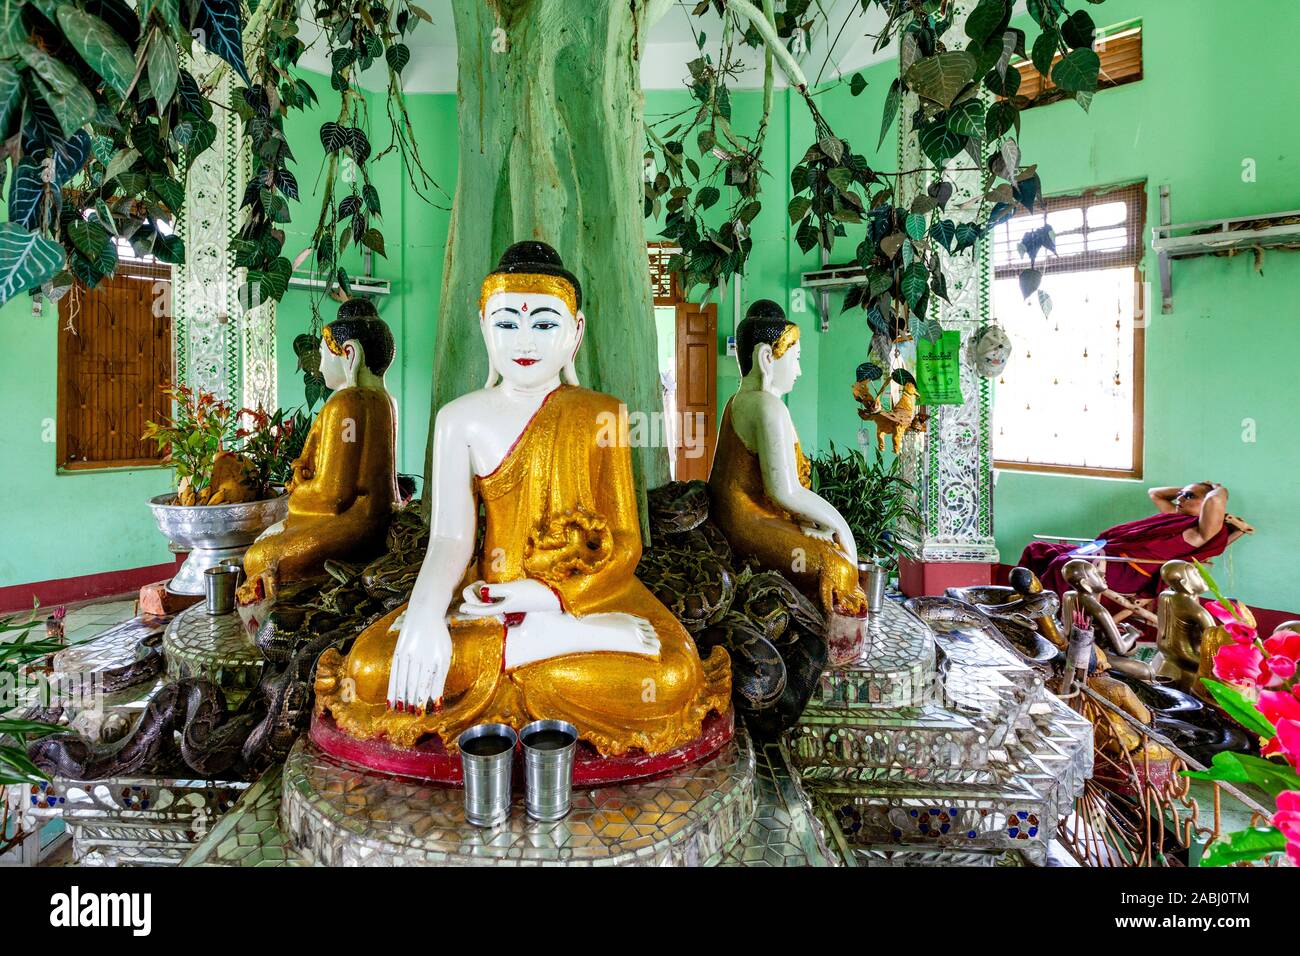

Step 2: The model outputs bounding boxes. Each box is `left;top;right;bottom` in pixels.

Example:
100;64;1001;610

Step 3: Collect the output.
1259;690;1300;761
1226;621;1258;644
1275;791;1300;866
1263;630;1300;685
1214;642;1265;688
1274;720;1300;772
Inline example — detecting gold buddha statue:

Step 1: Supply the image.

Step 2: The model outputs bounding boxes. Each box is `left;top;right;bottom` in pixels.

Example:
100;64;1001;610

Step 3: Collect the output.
314;242;730;757
708;300;867;617
239;299;399;606
1153;559;1229;696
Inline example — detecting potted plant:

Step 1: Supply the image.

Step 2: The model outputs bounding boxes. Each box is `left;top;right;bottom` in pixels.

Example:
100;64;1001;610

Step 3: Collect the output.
810;442;921;610
143;386;303;595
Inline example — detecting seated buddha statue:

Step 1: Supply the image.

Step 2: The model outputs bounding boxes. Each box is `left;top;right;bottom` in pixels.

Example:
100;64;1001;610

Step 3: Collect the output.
314;242;730;758
1152;559;1228;696
708;299;866;618
239;299;399;606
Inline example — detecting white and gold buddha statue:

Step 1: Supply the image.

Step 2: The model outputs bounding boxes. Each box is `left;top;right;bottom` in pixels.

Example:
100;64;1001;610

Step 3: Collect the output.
239;299;400;613
314;242;730;758
708;299;867;618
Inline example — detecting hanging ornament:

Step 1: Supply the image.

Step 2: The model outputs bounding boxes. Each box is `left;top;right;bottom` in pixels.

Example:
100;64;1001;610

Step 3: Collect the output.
970;324;1012;378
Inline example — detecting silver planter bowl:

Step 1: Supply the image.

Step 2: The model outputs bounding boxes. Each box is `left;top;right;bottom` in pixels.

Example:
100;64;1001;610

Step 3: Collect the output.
149;492;289;595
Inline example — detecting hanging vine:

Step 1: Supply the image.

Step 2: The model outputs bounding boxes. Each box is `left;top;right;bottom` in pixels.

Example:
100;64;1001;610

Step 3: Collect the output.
647;0;1109;368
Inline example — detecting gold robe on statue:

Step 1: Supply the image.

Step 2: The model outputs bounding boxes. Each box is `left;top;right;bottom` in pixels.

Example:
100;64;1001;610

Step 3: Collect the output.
709;401;866;616
244;387;398;585
315;386;731;756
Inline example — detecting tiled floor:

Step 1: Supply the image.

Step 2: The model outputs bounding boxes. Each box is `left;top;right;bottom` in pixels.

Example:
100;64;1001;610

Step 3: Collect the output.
10;594;141;646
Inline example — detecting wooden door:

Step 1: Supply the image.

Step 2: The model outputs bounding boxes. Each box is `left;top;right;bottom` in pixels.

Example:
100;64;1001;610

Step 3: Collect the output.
674;301;717;481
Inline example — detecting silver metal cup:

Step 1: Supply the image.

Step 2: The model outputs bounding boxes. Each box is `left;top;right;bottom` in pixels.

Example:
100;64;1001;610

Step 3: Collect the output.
219;557;245;585
858;561;888;613
458;723;518;827
204;565;239;615
520;719;578;821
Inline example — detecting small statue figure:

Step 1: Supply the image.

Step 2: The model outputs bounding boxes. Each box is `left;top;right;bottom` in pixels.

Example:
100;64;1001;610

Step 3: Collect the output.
314;242;730;760
239;299;399;609
1061;559;1146;665
708;299;866;618
856;379;919;454
1152;559;1228;695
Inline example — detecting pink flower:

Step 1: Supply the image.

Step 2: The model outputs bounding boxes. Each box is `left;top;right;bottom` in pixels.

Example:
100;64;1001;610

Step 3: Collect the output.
1226;621;1257;644
1275;791;1300;866
1214;642;1265;687
1205;599;1238;624
1275;720;1300;772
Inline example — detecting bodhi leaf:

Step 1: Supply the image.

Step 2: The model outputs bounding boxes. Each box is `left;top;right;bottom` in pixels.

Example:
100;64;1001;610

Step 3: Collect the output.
1199;828;1287;868
1051;48;1101;93
906;51;978;109
148;34;180;108
947;99;985;137
1032;27;1060;77
56;6;137;96
0;223;67;306
192;0;251;84
918;119;965;167
20;50;95;136
901;262;928;307
878;77;900;150
965;0;1009;45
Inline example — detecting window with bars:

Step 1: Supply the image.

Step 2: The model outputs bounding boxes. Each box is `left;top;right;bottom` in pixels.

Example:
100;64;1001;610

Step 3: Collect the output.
57;249;173;470
990;182;1146;478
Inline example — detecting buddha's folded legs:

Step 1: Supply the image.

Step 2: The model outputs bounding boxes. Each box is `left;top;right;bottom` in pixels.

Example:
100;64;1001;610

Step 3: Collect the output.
315;601;731;755
721;511;866;616
245;509;388;583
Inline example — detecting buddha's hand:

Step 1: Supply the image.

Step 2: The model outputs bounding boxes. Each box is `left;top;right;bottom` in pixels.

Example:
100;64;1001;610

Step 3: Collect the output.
387;609;452;712
457;579;563;617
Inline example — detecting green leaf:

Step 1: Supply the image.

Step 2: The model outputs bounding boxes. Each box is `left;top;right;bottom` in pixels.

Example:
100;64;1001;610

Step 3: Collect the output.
1051;48;1101;94
8;160;47;231
320;122;347;153
697;186;721;210
906;51;978;109
150;173;185;214
68;219;111;262
827;167;855;196
131;123;165;167
141;0;183;35
901;262;928;307
918;120;964;167
985;101;1020;141
849;72;866;96
386;42;410;74
148;35;179;109
183;119;217;171
953;222;981;252
0;1;25;58
153;233;184;264
1031;28;1060;77
1038;289;1052;317
0;223;67;306
56;6;137;96
947;100;985;137
1061;10;1095;50
878;77;900;150
965;0;1009;45
1199;827;1287;868
192;0;250;84
1183;752;1300;799
0;58;20;136
20;50;95;136
905;212;927;242
1200;678;1276;739
930;219;956;251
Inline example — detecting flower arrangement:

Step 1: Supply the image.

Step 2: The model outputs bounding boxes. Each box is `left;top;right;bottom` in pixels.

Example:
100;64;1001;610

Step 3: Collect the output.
1182;561;1300;866
142;385;304;506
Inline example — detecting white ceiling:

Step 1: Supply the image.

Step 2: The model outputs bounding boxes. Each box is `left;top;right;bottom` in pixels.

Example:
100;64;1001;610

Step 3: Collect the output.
297;0;901;94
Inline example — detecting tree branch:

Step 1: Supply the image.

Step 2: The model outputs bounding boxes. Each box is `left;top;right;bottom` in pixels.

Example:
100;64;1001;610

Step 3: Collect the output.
724;0;808;90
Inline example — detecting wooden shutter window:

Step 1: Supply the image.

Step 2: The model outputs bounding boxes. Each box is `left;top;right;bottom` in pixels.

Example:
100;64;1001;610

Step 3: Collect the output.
1011;25;1142;109
57;261;173;470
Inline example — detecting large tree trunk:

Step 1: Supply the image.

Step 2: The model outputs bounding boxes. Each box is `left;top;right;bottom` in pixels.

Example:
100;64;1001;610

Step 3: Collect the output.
425;0;667;522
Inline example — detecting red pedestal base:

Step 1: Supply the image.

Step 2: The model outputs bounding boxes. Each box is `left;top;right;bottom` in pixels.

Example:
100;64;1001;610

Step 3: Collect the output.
898;556;994;597
309;708;735;788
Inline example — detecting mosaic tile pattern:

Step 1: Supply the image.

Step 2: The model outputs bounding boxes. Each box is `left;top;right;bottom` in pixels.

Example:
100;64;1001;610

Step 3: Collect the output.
281;734;758;866
47;616;169;742
163;605;263;702
812;601;935;709
182;766;307;867
789;705;989;780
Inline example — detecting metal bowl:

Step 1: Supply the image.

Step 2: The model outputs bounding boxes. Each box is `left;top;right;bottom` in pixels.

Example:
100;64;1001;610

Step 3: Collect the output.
149;492;288;595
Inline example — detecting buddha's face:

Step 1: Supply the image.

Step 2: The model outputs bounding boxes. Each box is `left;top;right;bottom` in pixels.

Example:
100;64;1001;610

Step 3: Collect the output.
319;337;356;390
765;340;802;396
481;291;581;390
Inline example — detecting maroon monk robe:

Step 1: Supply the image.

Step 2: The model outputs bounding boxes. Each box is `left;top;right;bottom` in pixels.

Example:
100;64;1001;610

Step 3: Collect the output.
1019;512;1231;599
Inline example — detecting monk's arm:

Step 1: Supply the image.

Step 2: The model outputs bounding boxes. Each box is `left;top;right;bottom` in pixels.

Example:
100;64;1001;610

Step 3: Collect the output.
1190;484;1228;546
304;401;363;514
1148;486;1181;513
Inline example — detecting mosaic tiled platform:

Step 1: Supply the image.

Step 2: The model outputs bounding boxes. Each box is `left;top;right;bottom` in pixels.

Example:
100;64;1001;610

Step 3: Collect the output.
811;601;936;709
183;734;838;868
793;600;1092;866
162;605;263;702
48;615;169;740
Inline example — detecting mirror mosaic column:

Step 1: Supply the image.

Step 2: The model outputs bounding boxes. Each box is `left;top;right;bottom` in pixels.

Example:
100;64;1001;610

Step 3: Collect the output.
172;49;277;413
894;0;999;589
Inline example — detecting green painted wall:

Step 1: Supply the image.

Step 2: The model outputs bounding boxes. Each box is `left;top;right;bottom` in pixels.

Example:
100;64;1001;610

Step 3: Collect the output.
6;4;1299;618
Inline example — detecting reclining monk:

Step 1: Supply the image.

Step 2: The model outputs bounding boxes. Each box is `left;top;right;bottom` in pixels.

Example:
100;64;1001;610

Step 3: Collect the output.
1019;481;1233;599
708;299;867;618
314;242;730;758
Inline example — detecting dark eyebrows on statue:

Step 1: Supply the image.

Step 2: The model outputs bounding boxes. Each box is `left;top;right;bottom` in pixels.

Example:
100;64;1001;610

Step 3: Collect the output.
531;307;561;318
491;307;521;317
